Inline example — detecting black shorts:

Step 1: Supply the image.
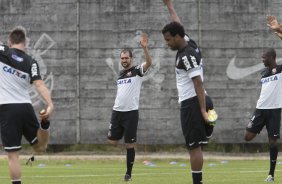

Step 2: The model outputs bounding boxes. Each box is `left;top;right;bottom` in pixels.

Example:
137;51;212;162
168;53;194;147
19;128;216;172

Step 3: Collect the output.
0;104;39;152
181;96;212;150
107;110;139;144
246;108;281;139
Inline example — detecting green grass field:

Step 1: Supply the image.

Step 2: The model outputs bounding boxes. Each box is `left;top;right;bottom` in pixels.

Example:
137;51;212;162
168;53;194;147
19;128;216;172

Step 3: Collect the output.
0;156;282;184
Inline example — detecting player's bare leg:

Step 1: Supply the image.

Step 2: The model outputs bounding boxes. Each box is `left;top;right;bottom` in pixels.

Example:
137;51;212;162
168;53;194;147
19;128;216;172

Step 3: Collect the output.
27;110;51;166
32;128;50;153
189;146;203;184
32;109;50;153
244;131;256;141
107;139;119;146
8;151;22;184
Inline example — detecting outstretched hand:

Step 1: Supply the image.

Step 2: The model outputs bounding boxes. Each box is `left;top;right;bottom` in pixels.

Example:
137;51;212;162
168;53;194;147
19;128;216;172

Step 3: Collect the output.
139;33;149;49
267;15;281;31
267;15;282;39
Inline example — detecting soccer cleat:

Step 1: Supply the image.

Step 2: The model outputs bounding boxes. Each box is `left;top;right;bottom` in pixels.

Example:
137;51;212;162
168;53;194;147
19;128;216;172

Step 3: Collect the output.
124;174;132;182
26;155;35;166
265;175;274;182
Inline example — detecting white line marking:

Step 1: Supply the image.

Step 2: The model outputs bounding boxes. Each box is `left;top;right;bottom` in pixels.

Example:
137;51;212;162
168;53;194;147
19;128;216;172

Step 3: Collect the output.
0;172;185;179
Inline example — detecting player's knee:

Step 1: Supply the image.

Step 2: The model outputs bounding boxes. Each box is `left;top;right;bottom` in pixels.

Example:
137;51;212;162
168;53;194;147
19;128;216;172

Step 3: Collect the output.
244;134;254;141
108;139;118;145
244;135;251;141
7;151;19;161
269;140;278;149
125;143;134;149
244;131;255;141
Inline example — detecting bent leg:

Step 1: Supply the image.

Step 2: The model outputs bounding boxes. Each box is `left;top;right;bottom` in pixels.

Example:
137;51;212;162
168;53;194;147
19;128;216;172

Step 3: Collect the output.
32;127;49;153
108;139;119;146
244;130;256;141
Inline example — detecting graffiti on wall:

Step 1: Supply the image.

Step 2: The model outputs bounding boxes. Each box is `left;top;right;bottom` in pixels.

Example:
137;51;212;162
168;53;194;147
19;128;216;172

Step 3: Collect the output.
27;33;55;106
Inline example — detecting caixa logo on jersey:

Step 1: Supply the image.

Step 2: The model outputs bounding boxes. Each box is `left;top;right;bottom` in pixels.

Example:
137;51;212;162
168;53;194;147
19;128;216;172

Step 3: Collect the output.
27;33;56;106
3;66;27;79
261;75;278;84
117;78;132;85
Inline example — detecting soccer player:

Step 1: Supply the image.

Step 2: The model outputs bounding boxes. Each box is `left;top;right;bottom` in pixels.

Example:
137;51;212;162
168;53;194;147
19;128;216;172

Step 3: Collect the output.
244;48;282;182
107;33;152;182
267;15;282;39
0;26;54;184
162;0;217;183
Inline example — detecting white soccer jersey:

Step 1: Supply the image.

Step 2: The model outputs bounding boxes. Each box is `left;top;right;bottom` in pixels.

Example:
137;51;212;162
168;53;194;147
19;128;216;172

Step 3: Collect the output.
175;34;203;103
113;64;145;111
256;65;282;109
0;44;41;104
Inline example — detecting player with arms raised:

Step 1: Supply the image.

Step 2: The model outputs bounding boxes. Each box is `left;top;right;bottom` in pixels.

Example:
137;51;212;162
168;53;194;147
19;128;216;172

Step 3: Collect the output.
162;0;217;184
107;33;152;182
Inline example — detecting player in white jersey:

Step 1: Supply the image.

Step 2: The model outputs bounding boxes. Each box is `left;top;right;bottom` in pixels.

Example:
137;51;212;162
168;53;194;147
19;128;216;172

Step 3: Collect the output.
0;26;54;184
245;48;282;182
107;33;152;182
162;0;217;184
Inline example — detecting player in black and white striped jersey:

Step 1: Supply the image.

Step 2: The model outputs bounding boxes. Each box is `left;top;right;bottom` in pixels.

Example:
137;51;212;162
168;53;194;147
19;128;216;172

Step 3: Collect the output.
245;48;282;182
0;26;53;184
162;0;217;184
107;33;152;182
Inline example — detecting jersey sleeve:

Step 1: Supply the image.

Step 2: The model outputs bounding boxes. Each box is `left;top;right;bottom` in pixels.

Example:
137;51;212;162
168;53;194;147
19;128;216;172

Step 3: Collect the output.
135;64;146;77
0;44;10;56
179;50;201;70
29;59;42;83
178;49;202;78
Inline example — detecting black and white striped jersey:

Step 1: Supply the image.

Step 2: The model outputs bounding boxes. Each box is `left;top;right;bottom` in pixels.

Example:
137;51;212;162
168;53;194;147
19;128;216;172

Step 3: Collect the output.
175;34;203;103
0;44;41;104
256;64;282;109
113;64;145;111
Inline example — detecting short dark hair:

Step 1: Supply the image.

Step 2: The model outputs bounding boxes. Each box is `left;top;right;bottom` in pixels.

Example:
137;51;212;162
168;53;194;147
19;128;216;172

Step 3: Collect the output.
120;49;133;58
264;48;276;59
162;21;185;38
8;26;26;44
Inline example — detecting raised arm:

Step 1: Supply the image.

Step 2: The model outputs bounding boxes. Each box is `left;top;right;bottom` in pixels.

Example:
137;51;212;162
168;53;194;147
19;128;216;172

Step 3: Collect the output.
267;15;282;40
163;0;182;24
139;33;152;72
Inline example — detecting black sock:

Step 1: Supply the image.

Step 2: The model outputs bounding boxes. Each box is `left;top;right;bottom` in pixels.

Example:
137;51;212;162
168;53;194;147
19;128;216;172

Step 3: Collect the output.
12;180;21;184
192;171;202;184
40;120;50;130
126;148;135;176
269;145;278;177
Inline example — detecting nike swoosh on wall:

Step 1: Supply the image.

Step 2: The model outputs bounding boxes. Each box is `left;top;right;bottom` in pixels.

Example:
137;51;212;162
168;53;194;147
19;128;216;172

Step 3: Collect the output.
226;56;282;80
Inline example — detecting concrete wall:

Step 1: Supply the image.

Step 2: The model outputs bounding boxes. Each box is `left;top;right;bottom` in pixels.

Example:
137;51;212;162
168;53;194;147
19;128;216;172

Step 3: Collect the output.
0;0;281;144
